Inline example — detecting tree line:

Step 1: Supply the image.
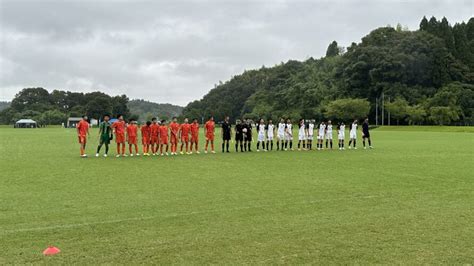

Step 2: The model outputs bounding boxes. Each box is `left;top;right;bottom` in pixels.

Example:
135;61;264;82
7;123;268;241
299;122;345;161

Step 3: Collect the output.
183;16;474;125
0;88;132;125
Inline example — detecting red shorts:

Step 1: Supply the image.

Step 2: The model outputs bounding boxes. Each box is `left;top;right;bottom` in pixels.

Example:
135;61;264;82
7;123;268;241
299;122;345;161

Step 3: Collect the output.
206;134;215;141
170;135;178;144
191;134;198;142
128;136;137;144
115;133;125;143
78;135;87;144
161;137;168;145
181;136;189;143
142;138;150;145
151;136;159;144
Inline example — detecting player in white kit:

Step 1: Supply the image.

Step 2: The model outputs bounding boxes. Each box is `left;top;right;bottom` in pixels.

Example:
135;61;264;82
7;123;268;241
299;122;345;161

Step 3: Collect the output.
317;121;326;150
276;118;286;151
338;122;345;150
297;118;307;150
325;120;333;149
285;118;293;150
256;118;266;152
348;120;358;149
266;119;275;151
307;120;315;150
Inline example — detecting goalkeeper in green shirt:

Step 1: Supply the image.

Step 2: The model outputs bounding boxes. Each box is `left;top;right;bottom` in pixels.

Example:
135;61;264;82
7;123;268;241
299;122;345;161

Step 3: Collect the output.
96;114;113;157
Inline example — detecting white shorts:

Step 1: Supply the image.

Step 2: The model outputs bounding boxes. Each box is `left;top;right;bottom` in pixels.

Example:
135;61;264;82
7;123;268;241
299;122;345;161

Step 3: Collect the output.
278;132;285;140
298;134;306;141
325;133;333;140
307;135;314;140
318;134;324;140
350;131;357;139
258;134;265;142
267;135;274;141
338;133;345;140
286;134;293;141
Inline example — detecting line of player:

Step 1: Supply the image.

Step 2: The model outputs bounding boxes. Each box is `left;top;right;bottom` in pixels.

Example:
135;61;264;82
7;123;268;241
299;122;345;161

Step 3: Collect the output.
75;114;373;158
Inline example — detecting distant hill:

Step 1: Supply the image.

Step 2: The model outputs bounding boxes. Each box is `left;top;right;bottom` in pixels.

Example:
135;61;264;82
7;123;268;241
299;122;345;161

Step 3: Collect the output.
0;101;10;111
128;99;183;122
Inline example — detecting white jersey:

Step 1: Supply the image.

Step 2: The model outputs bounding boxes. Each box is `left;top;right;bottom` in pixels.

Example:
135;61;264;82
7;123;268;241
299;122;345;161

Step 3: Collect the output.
318;124;326;139
338;125;345;140
257;124;266;142
285;123;293;140
308;123;314;136
277;122;286;139
350;123;357;139
267;124;274;139
325;124;333;140
298;124;306;140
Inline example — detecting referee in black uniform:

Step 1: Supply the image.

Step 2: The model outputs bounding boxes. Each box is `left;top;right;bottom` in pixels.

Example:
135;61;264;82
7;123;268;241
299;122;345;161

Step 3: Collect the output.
362;118;373;149
235;119;244;152
221;116;231;153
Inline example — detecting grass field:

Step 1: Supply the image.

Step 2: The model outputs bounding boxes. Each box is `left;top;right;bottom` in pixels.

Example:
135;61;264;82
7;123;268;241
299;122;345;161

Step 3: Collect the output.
0;126;473;264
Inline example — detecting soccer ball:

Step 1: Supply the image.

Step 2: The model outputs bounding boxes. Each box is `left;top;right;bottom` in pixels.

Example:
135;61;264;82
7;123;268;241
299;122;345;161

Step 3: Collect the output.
242;128;248;133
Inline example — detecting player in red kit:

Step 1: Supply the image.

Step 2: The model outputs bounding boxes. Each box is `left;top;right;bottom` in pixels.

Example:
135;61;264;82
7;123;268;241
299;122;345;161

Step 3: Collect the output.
76;115;90;157
150;117;160;156
169;117;180;155
141;121;152;156
127;119;139;156
204;116;216;154
111;115;127;157
190;118;200;154
179;118;191;154
159;120;169;156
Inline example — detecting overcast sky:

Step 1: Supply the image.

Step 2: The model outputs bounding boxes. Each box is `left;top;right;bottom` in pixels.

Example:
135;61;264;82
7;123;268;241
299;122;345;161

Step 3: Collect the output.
0;0;472;106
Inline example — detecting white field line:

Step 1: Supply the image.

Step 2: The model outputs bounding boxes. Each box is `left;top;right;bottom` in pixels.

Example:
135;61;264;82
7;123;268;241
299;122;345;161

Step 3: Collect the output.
2;195;380;235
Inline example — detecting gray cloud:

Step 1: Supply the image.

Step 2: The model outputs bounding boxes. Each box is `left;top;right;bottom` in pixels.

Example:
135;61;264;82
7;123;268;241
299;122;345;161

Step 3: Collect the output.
0;0;472;105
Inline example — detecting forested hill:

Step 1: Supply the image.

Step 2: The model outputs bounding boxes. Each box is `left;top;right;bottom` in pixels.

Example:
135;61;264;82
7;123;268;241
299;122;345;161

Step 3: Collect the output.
183;17;474;125
128;99;183;122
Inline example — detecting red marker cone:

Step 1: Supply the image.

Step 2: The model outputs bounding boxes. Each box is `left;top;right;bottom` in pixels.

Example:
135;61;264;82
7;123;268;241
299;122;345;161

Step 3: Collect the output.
43;246;61;255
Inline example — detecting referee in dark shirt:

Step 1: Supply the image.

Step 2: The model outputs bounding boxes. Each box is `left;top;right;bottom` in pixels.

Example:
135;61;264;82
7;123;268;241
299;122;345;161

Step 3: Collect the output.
362;118;373;149
235;119;244;152
221;116;231;153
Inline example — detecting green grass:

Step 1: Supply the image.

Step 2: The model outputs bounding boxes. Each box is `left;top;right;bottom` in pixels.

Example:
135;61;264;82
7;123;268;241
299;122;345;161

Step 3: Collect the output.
0;127;473;264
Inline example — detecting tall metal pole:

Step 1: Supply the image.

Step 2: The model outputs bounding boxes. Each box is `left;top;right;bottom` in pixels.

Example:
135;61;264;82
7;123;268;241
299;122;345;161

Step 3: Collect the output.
381;92;384;126
375;96;379;126
388;96;391;126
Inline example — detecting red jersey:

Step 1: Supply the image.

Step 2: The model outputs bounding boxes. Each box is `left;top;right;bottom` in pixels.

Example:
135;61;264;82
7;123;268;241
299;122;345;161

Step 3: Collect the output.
76;120;89;136
190;122;199;135
159;125;169;138
150;123;160;137
127;124;138;137
181;123;191;136
141;125;151;139
170;122;180;137
112;120;126;135
205;120;215;135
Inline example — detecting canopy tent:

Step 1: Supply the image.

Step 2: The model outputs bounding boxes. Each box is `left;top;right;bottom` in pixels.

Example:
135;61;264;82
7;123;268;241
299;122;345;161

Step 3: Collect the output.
15;119;37;128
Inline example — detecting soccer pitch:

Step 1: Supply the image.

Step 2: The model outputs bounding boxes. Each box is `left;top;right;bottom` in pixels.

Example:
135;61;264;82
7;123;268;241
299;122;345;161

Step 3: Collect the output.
0;126;473;264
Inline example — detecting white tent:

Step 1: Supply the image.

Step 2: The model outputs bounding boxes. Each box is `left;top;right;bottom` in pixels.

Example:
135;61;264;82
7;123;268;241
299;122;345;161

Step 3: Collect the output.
15;119;37;128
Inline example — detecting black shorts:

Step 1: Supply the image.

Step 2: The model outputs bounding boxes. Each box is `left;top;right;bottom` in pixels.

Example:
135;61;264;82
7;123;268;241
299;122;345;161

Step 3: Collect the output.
362;132;370;138
223;132;231;141
245;134;252;141
235;134;243;141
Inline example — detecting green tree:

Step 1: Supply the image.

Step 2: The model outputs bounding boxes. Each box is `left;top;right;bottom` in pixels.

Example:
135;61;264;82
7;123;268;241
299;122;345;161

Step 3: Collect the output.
86;96;112;120
406;105;427;125
324;98;370;122
385;97;409;125
429;106;459;125
326;41;339;57
38;109;67;125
